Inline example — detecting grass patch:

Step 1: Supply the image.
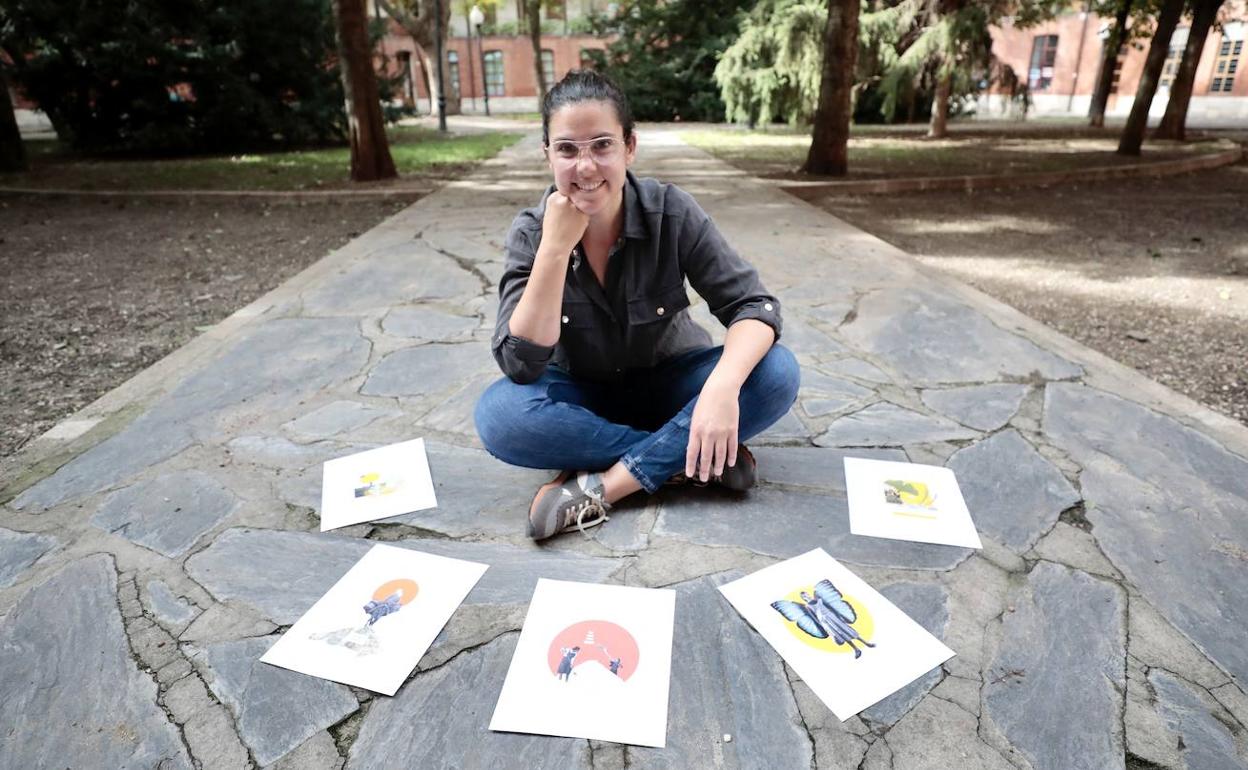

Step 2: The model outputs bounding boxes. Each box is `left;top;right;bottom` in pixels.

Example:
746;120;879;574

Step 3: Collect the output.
5;126;523;191
680;125;1210;181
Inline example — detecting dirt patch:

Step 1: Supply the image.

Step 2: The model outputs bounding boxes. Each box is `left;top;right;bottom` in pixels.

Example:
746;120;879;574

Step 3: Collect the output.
813;160;1248;427
0;196;409;457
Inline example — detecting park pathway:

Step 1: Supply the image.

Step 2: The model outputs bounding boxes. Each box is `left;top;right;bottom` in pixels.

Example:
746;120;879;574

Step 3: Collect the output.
2;124;1247;770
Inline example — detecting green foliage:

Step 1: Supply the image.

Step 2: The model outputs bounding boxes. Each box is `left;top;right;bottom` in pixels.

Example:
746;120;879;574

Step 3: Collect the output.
716;0;1049;126
714;0;826;126
0;0;349;154
586;0;757;122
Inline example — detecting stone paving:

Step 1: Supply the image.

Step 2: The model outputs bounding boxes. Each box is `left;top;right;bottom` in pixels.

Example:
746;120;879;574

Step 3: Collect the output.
2;123;1248;770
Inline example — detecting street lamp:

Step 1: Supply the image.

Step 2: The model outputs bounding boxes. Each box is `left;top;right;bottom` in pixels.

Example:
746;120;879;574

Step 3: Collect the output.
469;2;489;115
433;0;448;131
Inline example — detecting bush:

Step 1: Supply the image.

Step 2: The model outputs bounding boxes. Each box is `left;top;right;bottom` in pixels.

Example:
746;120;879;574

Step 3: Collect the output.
587;0;757;123
1;0;350;154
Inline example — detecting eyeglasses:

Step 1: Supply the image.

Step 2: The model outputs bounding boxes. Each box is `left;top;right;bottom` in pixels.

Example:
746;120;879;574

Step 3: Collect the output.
546;136;626;164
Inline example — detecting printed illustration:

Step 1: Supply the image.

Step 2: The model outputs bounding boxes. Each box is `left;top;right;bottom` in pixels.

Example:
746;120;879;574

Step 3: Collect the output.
771;579;877;658
546;620;640;683
844;457;981;549
883;479;938;519
308;577;420;656
320;438;437;531
354;471;403;499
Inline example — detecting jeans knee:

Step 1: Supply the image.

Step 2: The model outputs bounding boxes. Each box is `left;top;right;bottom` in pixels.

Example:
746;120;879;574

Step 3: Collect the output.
757;344;801;407
474;378;526;457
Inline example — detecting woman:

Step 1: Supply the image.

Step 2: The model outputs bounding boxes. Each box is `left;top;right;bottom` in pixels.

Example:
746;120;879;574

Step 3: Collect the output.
474;70;800;541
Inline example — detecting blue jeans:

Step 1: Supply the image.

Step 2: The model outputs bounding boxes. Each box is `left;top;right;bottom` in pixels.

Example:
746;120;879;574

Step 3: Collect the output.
474;345;800;493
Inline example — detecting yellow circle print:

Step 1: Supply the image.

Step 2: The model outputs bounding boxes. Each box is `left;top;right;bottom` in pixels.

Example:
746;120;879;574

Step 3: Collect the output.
777;586;875;654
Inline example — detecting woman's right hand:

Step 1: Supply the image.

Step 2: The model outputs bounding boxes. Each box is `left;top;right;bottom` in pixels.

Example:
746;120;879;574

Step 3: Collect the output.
541;192;590;255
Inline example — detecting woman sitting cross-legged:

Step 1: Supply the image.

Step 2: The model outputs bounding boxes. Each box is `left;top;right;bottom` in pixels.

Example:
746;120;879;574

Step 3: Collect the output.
474;70;800;541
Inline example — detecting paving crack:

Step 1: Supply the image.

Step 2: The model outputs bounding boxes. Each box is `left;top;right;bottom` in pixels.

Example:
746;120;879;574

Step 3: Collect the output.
328;701;370;762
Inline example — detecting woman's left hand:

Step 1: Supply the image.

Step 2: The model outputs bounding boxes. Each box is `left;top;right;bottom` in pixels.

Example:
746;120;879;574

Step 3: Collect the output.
686;378;741;482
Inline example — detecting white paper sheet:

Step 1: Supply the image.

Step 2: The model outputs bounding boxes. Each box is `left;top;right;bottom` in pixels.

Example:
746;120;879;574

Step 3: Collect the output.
844;457;982;549
489;579;676;748
719;548;954;720
260;543;486;695
319;438;437;531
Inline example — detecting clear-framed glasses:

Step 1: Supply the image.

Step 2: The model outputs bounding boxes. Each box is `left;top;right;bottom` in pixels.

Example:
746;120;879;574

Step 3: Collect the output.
546;136;626;164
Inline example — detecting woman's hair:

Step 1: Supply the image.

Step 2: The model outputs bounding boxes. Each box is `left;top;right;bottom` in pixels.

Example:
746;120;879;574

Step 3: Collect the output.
541;69;634;146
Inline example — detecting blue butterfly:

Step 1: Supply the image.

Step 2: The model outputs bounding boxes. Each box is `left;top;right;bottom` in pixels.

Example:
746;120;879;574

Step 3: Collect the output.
363;591;402;626
771;579;877;658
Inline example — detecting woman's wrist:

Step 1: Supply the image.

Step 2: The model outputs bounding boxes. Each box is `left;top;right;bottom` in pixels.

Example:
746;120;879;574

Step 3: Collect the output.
703;368;744;396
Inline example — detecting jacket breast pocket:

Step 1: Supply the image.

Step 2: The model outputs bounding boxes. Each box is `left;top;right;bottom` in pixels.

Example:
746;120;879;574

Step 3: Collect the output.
627;283;691;327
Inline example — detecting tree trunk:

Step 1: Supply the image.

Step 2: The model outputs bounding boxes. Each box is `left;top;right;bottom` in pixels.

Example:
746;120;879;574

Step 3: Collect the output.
1118;0;1185;155
1;67;27;172
802;0;860;175
377;0;452;117
1155;0;1222;140
527;0;547;107
1089;0;1133;127
334;0;397;181
928;67;952;138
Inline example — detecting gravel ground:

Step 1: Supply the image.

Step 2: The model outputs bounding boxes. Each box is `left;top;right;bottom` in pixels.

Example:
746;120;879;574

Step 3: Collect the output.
815;159;1248;427
0;197;408;457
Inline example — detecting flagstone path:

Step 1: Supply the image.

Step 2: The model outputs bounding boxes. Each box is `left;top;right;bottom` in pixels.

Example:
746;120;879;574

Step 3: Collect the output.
2;123;1247;770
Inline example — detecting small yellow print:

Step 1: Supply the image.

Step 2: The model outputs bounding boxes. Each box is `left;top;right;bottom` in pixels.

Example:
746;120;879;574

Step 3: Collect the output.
883;479;936;512
355;472;400;499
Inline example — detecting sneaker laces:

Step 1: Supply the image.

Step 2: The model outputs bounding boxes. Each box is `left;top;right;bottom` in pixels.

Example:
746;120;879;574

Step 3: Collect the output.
567;497;609;537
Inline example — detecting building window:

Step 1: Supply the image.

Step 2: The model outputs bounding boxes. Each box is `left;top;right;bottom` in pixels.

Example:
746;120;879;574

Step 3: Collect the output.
541;49;556;90
1028;34;1059;91
1210;36;1243;93
547;0;567;20
484;50;505;97
448;50;461;101
1110;43;1126;94
397;50;416;103
1161;27;1188;88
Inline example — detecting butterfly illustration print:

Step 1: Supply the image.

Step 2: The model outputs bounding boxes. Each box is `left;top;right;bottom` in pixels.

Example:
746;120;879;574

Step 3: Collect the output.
771;579;878;658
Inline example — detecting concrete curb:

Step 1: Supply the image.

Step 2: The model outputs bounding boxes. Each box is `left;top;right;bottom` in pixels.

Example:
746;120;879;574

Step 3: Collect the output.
0;185;435;204
776;141;1244;199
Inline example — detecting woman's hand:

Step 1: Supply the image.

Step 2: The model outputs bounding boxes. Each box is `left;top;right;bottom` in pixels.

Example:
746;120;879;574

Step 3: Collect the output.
686;377;741;482
541;192;590;255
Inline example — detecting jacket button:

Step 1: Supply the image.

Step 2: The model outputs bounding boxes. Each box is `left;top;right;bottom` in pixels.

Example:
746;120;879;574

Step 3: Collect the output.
656;307;665;316
764;302;774;312
561;315;570;324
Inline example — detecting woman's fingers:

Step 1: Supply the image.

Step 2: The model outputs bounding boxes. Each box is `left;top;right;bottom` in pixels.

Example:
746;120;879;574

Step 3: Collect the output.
698;433;715;483
712;436;728;478
685;436;700;479
727;433;738;469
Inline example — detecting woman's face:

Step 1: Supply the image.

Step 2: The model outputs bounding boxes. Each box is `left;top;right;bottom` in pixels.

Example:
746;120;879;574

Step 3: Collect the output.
545;100;636;219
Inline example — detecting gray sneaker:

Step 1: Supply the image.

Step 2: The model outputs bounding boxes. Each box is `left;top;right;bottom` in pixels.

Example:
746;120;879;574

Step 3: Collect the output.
528;471;611;541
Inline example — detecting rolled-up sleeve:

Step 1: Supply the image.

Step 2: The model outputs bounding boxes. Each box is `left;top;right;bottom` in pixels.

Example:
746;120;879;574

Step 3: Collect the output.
674;190;783;341
491;217;556;383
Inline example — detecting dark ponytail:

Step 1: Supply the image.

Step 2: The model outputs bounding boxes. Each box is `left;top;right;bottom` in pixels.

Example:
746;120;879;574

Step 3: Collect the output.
541;69;634;145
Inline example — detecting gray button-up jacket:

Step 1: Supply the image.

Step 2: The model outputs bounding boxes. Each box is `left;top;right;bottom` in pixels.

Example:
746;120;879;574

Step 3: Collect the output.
492;171;782;384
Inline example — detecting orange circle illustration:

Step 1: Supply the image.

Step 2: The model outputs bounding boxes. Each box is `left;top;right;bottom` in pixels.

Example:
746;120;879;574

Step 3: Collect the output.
372;578;419;605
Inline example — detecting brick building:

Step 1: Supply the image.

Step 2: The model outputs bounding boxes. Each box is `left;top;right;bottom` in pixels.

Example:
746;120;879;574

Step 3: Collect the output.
981;2;1247;126
376;0;613;114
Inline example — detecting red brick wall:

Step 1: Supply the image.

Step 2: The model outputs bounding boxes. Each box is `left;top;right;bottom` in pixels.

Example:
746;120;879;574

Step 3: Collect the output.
990;8;1247;101
378;28;608;104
